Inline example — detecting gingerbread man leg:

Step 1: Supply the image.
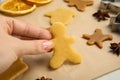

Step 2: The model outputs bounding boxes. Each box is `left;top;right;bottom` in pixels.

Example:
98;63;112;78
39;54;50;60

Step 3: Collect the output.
87;39;95;45
96;41;103;48
67;49;82;64
50;53;66;69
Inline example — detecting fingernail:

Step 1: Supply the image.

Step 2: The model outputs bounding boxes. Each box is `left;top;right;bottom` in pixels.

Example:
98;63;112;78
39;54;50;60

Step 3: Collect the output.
43;41;53;51
46;34;52;39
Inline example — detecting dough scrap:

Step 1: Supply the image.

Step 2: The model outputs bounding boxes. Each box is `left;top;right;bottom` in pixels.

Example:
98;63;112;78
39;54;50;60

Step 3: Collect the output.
50;22;82;69
0;58;28;80
45;8;76;25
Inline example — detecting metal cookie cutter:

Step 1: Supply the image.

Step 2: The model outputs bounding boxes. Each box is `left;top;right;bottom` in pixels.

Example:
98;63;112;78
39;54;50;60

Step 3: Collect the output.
110;13;120;33
0;0;5;3
100;0;120;14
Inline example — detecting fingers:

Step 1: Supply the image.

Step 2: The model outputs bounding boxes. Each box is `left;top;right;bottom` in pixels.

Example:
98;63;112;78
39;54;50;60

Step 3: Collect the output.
6;17;52;39
16;40;53;56
13;34;35;40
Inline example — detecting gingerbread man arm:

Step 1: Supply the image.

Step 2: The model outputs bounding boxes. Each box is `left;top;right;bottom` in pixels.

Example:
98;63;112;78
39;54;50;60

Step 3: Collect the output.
83;34;96;45
87;39;95;45
83;34;91;39
44;11;53;17
102;35;113;41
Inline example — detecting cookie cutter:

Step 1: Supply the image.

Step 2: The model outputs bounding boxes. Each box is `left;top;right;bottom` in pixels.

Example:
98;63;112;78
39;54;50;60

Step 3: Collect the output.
100;0;120;14
0;0;5;3
109;12;120;33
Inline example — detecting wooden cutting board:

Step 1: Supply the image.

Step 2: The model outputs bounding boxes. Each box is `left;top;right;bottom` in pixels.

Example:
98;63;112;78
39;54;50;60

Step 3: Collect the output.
1;0;120;80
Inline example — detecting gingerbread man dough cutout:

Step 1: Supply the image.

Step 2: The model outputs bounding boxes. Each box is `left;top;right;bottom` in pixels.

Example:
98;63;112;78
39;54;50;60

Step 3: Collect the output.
50;22;82;69
64;0;94;11
83;29;113;48
45;8;76;25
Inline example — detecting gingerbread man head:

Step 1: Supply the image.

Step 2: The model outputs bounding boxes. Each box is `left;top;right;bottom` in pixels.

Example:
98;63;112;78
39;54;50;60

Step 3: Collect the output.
50;22;66;37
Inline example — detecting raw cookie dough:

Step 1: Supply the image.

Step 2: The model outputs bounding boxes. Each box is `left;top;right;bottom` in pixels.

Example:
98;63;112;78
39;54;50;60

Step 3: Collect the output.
83;29;113;48
50;22;82;69
0;58;28;80
45;8;76;25
64;0;94;11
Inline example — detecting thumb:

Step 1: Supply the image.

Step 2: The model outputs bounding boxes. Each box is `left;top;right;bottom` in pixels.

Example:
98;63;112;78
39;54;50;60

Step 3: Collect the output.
17;40;53;56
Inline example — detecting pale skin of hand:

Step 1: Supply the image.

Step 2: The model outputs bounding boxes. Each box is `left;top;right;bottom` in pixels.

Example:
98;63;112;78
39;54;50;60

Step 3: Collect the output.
0;16;53;74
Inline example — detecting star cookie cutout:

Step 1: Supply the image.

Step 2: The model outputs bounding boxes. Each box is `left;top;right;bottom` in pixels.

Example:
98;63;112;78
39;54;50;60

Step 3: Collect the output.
83;29;113;48
64;0;94;11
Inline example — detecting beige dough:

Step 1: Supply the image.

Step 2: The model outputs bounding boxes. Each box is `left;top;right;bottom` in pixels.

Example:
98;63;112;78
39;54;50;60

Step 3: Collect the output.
50;22;82;69
45;8;76;25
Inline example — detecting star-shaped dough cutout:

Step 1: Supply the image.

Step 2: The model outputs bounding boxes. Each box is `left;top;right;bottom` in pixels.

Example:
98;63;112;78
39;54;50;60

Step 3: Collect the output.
64;0;94;11
45;8;76;25
83;29;113;48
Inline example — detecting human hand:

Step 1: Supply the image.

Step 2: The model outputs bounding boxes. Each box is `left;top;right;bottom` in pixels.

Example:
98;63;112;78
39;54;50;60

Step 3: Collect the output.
0;16;53;74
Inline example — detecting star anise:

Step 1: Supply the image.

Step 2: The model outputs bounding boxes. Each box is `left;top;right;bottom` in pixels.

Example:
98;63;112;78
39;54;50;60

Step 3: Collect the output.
93;9;110;21
36;76;52;80
110;42;120;56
